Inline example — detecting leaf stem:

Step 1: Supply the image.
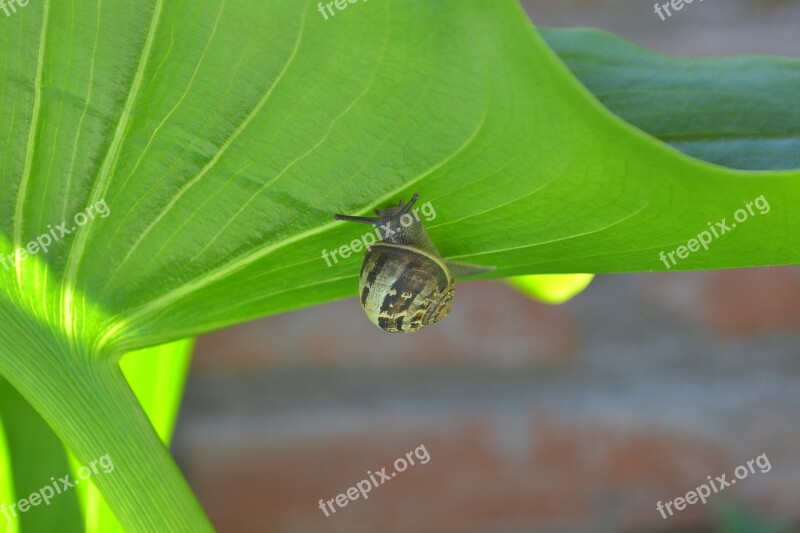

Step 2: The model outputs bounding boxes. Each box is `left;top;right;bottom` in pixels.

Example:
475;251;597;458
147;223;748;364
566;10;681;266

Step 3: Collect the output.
0;324;212;533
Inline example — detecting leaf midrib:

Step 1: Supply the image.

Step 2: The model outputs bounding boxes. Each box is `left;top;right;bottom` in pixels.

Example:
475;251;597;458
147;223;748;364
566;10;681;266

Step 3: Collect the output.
12;0;50;288
61;0;165;343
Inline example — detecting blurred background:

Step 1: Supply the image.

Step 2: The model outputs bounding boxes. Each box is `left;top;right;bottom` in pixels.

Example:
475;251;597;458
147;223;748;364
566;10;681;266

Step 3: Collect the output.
172;1;800;532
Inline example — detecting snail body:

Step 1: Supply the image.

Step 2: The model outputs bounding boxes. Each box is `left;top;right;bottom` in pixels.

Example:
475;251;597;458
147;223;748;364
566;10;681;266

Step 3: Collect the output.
334;193;492;333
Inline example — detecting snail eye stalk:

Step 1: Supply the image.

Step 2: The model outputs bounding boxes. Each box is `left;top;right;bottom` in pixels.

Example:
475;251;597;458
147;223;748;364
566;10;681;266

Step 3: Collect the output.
399;193;419;214
333;213;378;225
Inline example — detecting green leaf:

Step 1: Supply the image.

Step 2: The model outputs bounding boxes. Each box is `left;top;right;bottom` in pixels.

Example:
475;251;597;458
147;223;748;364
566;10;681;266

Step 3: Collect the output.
119;339;194;444
718;503;783;533
506;274;594;304
0;0;798;530
0;378;84;532
2;0;797;346
511;29;800;304
514;28;800;304
541;27;800;171
0;391;20;533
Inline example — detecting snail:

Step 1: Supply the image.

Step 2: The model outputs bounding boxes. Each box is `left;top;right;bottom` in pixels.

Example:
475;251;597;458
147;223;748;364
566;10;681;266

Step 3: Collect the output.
334;193;493;333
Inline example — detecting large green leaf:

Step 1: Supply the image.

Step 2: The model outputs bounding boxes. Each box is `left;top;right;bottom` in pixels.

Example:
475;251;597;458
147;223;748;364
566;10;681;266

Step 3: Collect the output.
508;28;800;305
542;27;800;171
0;0;798;530
1;0;797;347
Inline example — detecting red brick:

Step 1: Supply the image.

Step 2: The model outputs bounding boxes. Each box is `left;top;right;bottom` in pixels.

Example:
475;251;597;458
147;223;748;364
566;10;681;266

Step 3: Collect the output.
643;267;800;335
181;414;770;532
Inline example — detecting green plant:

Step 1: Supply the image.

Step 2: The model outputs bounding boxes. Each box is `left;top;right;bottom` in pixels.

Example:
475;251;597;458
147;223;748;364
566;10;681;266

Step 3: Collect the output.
0;1;797;531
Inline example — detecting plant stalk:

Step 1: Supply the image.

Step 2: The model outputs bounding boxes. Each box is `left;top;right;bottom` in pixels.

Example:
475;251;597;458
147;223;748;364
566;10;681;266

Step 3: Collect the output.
0;318;213;533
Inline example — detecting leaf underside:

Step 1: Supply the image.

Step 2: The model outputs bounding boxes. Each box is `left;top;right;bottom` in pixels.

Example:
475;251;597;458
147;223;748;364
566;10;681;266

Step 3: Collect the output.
0;0;798;353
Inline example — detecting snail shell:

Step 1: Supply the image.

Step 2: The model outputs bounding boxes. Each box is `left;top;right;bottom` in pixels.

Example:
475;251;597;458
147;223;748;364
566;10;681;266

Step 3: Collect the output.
359;243;454;333
334;193;492;333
